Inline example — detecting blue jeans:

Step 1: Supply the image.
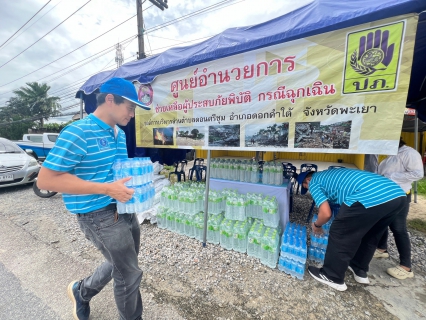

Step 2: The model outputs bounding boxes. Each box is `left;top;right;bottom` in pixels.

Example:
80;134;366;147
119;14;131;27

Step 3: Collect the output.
76;205;143;320
377;193;411;268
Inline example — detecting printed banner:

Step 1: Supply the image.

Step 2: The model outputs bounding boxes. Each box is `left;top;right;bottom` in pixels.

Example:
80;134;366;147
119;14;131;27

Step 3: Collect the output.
134;14;418;154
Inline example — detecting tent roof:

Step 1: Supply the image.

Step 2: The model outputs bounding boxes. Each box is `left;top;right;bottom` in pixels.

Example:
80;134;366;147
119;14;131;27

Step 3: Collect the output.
76;0;426;119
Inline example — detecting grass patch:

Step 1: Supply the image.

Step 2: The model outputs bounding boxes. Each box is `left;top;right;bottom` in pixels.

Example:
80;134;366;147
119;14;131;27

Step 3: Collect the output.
417;178;426;197
408;218;426;233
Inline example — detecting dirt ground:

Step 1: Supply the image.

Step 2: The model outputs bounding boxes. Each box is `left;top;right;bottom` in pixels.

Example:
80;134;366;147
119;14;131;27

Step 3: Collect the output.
408;194;426;221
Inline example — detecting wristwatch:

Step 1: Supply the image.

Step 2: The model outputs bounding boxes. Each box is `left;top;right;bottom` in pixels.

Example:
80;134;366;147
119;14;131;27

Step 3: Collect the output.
314;222;322;228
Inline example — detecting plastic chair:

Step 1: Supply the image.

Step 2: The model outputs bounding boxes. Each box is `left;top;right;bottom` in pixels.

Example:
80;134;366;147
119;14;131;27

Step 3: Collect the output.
296;163;318;194
194;165;207;181
281;162;293;169
188;158;204;180
169;160;187;182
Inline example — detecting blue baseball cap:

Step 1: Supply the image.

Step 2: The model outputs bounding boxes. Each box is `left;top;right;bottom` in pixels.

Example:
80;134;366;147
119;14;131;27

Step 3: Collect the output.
99;78;150;110
296;171;312;195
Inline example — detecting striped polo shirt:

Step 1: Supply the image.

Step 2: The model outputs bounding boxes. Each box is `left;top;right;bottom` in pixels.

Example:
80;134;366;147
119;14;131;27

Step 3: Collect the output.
309;168;406;209
43;114;128;213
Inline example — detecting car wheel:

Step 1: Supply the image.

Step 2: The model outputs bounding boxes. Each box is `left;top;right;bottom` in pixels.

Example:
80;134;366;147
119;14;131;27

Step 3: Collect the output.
33;180;58;198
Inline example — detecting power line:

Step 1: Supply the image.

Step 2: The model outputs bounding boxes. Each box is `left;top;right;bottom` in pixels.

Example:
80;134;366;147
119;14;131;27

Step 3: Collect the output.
0;0;93;70
0;15;136;88
1;0;244;95
0;0;53;49
144;0;242;35
0;1;64;52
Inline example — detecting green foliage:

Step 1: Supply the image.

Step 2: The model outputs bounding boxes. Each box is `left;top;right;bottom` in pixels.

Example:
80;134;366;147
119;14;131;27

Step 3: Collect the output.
43;121;72;133
418;178;426;197
0;82;61;139
408;218;426;234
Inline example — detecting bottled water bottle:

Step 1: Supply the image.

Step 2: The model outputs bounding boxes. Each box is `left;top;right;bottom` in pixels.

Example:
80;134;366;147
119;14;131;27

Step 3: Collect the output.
157;207;167;229
131;158;141;186
220;218;234;250
207;213;223;244
262;162;269;185
194;212;204;241
175;211;184;235
166;210;176;231
260;227;279;268
247;221;265;258
262;196;279;228
250;161;258;183
184;214;195;238
113;159;124;181
232;220;250;253
235;196;246;221
279;222;307;278
120;159;132;186
211;159;217;178
239;160;246;182
245;160;252;182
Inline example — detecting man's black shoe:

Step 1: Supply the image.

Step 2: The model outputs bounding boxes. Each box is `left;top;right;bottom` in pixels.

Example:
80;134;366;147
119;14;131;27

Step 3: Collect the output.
308;266;347;291
67;280;90;320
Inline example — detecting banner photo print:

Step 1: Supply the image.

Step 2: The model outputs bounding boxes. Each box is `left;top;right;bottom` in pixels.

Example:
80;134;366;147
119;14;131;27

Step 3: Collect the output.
134;14;418;155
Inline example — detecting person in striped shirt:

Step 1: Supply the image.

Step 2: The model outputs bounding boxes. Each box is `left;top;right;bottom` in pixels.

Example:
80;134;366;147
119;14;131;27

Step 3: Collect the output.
296;168;406;291
38;78;149;320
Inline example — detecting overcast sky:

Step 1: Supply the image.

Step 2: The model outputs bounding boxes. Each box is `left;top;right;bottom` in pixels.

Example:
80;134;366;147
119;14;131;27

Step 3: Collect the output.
0;0;312;123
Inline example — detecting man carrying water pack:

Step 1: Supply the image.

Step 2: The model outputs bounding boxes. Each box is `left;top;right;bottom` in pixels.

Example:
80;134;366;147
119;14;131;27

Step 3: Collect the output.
38;78;149;320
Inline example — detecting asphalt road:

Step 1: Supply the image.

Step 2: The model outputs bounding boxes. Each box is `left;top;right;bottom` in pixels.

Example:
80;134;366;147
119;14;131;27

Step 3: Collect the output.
0;261;61;320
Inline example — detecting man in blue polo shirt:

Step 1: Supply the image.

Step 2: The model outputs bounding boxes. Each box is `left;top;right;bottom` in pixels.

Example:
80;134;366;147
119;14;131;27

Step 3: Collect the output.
296;168;406;291
38;78;149;320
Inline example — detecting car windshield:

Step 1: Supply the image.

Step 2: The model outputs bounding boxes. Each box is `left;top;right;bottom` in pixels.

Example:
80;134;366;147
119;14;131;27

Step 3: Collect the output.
0;139;24;153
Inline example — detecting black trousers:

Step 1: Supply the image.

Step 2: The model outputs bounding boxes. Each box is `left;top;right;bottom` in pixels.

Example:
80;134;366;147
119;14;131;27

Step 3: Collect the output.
322;197;406;283
377;193;411;268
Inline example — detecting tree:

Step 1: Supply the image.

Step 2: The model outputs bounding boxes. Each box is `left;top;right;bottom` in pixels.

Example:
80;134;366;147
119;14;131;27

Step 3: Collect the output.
191;128;199;139
13;82;60;127
0;82;61;139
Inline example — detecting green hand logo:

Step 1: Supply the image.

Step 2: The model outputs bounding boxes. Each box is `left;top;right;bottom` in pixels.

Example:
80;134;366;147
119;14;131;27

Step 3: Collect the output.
350;29;395;75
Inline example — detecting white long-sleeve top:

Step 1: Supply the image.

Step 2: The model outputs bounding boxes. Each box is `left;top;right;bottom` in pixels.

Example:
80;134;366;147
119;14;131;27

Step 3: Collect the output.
378;145;424;193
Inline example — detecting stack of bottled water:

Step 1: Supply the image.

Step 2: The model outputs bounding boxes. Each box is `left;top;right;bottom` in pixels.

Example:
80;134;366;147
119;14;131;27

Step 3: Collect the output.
308;214;333;265
210;158;259;184
260;161;284;186
278;223;307;280
157;181;284;269
113;157;155;214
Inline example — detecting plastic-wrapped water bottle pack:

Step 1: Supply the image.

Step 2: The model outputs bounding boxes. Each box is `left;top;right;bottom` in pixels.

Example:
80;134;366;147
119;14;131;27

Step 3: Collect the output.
112;157;155;214
278;223;307;280
307;214;334;266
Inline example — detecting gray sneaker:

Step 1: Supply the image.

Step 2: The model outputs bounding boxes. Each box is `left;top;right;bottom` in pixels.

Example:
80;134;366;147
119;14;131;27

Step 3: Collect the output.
67;280;90;320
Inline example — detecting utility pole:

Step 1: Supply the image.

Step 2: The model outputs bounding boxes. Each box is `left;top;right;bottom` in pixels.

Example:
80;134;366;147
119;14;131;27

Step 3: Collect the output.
115;43;124;68
136;0;146;60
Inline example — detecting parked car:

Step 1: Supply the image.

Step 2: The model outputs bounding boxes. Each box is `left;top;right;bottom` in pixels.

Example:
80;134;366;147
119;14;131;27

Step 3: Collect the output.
0;138;40;188
14;132;59;160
